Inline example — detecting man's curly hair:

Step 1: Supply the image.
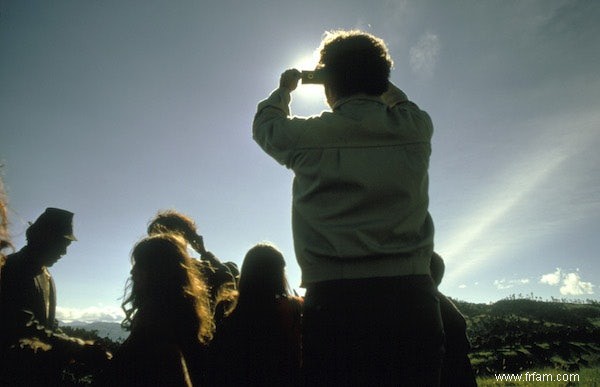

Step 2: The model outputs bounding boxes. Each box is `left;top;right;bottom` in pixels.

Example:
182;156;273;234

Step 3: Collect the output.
318;30;393;99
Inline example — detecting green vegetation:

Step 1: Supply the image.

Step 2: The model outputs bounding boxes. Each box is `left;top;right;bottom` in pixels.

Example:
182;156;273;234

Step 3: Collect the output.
453;296;600;380
60;325;122;354
57;326;122;385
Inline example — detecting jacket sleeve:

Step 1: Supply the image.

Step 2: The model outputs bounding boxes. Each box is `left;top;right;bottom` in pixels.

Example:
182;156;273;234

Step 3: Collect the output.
380;82;408;107
252;88;306;168
382;83;433;135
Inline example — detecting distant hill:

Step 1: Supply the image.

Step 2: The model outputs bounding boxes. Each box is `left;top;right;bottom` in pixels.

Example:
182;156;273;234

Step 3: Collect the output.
60;321;128;343
452;298;600;375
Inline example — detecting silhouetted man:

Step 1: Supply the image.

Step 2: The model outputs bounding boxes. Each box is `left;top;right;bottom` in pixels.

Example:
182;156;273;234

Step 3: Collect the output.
254;30;443;386
0;207;109;384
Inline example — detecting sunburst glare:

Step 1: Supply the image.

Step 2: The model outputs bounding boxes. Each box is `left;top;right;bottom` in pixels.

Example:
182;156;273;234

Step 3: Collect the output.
291;51;328;112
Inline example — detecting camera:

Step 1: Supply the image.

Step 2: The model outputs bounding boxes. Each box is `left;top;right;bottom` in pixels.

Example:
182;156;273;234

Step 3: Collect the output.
301;70;326;84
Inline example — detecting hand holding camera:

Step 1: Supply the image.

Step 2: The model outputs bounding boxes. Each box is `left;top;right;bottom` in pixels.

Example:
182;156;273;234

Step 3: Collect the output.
279;69;302;92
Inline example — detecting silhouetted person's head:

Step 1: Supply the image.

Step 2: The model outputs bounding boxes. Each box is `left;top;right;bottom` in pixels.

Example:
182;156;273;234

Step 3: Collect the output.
430;252;445;287
147;210;205;252
147;210;196;237
25;207;76;267
239;243;290;301
122;233;214;343
317;30;393;105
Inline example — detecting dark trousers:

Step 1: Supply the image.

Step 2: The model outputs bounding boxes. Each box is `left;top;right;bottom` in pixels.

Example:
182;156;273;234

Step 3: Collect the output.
303;275;445;387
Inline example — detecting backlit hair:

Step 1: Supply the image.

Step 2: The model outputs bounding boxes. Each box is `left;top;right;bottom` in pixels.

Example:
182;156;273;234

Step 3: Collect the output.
0;174;12;266
318;30;393;98
121;233;214;344
147;210;197;238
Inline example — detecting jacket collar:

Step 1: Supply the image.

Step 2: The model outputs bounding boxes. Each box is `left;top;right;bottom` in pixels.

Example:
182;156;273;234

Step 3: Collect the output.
332;93;384;111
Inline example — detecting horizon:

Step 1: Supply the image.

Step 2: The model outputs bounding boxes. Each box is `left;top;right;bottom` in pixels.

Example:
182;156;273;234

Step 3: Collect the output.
56;291;600;324
2;1;599;323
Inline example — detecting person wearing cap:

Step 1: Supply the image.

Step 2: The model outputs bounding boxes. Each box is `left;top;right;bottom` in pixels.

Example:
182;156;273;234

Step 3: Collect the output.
0;208;76;336
0;207;110;384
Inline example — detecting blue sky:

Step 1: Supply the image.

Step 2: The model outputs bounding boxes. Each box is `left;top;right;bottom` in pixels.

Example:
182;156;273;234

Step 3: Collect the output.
1;0;599;322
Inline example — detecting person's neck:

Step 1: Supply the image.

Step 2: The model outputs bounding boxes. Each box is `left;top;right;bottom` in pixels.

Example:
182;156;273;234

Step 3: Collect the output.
20;245;45;272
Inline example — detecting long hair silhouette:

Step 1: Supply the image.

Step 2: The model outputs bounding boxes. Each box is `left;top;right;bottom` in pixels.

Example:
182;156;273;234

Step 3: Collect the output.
121;233;214;344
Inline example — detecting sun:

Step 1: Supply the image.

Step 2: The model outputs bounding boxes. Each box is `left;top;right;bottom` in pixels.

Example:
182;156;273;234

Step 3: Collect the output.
291;51;327;111
292;50;319;72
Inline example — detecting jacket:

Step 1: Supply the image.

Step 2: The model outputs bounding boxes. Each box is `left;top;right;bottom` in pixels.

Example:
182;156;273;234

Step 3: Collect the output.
0;249;58;346
253;84;434;284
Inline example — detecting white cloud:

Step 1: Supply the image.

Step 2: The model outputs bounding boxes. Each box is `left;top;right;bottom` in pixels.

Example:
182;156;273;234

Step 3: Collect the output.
57;305;124;323
409;32;440;78
560;272;594;296
540;268;562;286
539;268;595;296
494;277;530;290
494;279;510;290
458;284;467;289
